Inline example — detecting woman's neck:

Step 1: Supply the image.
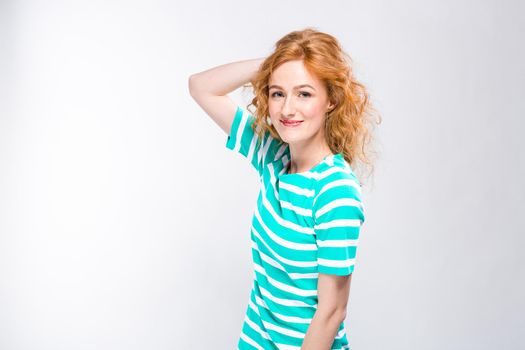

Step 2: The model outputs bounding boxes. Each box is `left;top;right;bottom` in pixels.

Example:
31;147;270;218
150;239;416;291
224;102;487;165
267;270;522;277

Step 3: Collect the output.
286;145;333;174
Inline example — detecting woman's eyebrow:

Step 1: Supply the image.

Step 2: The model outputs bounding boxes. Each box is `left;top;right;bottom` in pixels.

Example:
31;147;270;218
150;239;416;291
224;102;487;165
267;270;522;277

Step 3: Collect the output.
268;84;316;91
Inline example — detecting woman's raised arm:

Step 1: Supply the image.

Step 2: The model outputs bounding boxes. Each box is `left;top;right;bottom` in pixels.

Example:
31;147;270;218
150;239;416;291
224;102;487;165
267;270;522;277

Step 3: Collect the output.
188;58;265;135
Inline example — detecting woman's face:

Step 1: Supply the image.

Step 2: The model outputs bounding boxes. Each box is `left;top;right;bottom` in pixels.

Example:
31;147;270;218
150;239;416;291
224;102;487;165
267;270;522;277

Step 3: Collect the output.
268;60;334;146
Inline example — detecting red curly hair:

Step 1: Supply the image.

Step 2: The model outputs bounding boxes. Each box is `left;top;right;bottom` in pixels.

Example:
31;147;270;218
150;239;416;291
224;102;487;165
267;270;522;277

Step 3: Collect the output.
243;27;382;186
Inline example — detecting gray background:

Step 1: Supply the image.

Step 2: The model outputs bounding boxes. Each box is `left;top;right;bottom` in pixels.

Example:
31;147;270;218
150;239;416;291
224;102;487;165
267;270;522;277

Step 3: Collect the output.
1;0;523;349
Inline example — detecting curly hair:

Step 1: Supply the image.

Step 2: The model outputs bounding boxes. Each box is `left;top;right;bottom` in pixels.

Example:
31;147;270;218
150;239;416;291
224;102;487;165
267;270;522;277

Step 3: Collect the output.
242;27;382;186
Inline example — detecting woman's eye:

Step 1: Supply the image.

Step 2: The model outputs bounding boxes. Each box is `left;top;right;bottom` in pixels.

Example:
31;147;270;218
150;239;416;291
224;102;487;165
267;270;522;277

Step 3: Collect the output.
270;91;310;98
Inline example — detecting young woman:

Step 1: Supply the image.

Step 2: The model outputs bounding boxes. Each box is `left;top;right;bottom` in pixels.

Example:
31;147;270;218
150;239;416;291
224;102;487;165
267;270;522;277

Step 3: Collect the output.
189;28;381;350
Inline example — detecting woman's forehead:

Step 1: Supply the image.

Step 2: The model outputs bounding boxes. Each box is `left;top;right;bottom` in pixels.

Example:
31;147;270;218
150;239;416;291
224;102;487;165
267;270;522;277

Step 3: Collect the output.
269;61;323;89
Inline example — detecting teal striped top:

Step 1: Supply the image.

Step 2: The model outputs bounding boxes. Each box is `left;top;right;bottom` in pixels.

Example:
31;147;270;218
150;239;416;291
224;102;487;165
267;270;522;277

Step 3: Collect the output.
225;105;365;350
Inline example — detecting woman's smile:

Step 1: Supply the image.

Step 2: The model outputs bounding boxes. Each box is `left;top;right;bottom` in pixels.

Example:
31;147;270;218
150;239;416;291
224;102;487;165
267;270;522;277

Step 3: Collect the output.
280;119;304;127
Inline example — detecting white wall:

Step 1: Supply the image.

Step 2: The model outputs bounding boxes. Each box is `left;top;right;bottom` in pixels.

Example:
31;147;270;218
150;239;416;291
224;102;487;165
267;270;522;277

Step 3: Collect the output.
0;0;523;349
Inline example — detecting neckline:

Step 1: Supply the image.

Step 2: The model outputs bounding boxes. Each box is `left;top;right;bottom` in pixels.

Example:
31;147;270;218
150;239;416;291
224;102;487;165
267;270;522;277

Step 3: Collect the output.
279;152;341;178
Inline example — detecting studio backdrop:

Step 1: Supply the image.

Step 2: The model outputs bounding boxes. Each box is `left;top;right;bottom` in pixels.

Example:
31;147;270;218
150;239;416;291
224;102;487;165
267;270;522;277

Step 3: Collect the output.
0;1;523;349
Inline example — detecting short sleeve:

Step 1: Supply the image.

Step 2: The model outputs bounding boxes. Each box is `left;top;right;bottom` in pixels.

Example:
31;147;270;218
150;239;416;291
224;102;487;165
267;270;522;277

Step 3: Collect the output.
225;105;283;175
313;176;365;276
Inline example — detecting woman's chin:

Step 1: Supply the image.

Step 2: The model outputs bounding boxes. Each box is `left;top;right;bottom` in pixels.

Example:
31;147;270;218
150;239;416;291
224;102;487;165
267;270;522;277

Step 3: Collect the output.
279;135;302;144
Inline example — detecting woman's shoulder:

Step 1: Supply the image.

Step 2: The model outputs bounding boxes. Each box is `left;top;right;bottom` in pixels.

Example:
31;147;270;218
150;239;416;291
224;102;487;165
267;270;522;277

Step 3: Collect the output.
315;154;360;183
313;155;362;201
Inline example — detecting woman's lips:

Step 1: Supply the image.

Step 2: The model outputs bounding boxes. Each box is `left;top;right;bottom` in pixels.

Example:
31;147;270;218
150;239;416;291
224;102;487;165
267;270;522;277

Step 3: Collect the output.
280;120;303;127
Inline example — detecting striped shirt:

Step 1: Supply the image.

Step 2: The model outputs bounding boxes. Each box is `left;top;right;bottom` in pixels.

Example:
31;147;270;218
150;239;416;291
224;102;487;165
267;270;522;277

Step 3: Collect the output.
225;105;365;350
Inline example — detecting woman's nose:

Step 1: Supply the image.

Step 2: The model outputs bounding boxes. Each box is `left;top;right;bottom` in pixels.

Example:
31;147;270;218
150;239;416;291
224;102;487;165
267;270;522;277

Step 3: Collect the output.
281;96;296;117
